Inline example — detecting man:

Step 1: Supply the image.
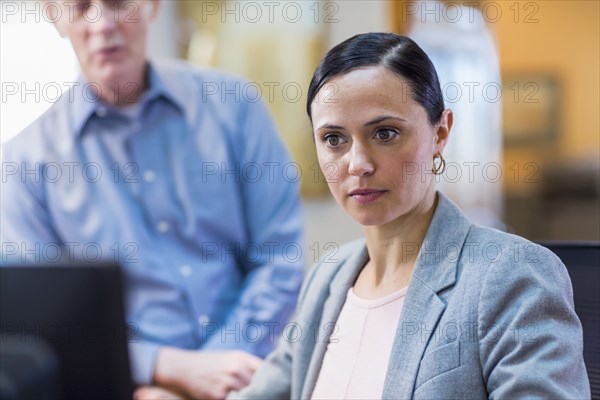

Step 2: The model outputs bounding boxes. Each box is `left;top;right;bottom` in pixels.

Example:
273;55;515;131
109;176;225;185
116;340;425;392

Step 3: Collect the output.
0;1;304;398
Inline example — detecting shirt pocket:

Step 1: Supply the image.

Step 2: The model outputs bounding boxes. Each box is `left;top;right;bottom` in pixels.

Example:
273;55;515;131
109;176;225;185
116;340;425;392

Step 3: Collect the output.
414;340;461;390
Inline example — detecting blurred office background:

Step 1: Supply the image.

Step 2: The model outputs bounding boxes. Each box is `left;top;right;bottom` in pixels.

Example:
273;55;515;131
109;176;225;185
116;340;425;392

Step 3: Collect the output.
1;0;599;253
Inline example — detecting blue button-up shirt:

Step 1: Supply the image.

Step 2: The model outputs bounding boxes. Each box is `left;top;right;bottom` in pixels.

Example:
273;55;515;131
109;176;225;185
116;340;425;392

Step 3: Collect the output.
1;60;305;384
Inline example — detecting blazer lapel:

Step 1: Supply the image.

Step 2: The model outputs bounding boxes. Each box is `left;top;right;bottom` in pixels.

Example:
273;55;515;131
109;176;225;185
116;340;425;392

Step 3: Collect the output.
381;278;446;399
382;192;472;399
300;245;369;399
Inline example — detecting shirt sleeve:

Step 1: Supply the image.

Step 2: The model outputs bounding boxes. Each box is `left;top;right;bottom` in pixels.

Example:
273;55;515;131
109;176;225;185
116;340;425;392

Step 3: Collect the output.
477;244;591;399
128;340;162;385
201;96;305;357
1;140;62;264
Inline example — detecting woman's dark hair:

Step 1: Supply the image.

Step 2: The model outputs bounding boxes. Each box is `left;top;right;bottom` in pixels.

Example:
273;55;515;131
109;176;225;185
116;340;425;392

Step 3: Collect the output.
307;33;444;125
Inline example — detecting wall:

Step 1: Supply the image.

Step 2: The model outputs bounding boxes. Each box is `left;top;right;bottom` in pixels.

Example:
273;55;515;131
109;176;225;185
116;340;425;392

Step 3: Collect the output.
493;0;599;192
493;0;599;239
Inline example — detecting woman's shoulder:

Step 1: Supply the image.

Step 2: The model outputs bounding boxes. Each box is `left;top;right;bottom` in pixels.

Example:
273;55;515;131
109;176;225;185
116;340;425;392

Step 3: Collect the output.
461;225;571;298
435;192;562;270
305;238;367;282
465;224;564;267
298;238;367;303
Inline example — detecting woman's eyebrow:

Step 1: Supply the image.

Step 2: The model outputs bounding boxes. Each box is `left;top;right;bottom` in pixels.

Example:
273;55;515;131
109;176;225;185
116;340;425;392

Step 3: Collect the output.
365;116;407;126
317;123;345;131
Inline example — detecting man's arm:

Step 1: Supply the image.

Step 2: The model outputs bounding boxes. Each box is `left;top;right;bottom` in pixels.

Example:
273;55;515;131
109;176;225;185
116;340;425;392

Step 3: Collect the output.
1;142;62;263
200;96;305;356
151;89;304;400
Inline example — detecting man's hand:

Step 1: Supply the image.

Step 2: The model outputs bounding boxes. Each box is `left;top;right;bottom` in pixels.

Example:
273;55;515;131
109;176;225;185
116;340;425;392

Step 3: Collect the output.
134;385;188;400
153;348;263;399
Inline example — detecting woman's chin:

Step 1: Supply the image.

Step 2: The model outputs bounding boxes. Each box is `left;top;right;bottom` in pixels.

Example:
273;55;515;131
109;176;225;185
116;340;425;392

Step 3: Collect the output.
348;211;392;227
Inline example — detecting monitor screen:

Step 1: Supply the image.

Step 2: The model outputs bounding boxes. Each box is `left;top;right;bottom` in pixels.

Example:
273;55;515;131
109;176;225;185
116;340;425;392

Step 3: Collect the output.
0;263;134;399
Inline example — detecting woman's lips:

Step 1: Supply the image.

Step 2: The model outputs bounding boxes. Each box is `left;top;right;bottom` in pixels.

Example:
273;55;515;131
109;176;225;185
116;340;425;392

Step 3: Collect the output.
348;189;387;204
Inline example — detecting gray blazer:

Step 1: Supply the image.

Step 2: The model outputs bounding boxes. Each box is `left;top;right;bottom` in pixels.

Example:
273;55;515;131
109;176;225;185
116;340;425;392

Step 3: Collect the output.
231;193;590;399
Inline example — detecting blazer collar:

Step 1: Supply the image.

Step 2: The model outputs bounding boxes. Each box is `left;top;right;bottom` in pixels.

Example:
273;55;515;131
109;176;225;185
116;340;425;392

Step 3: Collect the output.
411;191;472;293
301;192;472;399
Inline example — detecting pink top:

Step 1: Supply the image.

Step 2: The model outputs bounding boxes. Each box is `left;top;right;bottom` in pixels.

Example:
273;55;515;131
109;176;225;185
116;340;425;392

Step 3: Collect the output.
311;285;408;399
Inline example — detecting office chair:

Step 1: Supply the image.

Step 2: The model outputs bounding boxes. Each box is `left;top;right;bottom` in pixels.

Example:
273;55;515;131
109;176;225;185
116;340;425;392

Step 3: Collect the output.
540;242;600;399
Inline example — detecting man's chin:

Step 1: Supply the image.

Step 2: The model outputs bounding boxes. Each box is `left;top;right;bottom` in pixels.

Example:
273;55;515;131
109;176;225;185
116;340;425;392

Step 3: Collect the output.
88;63;139;87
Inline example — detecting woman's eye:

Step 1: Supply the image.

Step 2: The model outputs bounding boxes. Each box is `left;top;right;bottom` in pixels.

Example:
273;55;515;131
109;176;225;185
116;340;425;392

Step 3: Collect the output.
375;129;397;141
325;135;341;147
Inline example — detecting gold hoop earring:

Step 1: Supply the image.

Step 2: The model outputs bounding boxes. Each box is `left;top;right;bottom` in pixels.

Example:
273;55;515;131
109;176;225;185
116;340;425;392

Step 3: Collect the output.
432;153;446;175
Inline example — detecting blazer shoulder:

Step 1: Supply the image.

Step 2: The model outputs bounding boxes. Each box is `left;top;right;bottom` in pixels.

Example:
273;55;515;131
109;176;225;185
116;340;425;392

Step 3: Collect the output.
463;225;572;303
465;225;565;269
299;238;366;303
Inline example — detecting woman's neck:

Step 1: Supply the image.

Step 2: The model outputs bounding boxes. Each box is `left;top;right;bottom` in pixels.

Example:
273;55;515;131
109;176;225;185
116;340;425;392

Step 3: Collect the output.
357;192;438;295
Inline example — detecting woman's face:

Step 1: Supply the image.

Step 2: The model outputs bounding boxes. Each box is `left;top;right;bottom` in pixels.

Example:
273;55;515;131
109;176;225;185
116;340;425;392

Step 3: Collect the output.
311;66;452;227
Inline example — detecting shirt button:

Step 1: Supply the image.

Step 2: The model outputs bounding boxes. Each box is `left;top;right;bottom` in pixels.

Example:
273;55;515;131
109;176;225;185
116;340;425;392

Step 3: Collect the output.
198;315;210;325
96;107;107;117
179;264;192;277
143;170;156;183
157;221;170;233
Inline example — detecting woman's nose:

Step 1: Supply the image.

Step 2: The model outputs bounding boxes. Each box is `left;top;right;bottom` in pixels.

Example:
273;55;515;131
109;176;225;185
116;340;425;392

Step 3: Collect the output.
347;143;375;176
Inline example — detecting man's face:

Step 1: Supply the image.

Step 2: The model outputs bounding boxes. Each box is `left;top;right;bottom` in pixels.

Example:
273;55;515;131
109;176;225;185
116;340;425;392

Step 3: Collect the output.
51;0;159;88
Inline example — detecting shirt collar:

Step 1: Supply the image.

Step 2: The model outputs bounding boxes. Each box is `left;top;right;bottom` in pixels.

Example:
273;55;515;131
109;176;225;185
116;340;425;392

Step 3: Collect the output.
70;61;186;138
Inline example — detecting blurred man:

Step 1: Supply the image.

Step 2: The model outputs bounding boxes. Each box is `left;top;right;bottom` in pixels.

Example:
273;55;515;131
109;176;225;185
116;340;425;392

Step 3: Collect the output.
1;1;304;398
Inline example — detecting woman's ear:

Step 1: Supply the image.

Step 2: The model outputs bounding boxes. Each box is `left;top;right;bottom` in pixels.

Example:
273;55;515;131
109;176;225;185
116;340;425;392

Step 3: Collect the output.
434;108;453;153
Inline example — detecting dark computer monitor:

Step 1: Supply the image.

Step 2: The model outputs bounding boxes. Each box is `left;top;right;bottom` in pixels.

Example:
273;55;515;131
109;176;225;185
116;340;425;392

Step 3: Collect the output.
540;242;600;399
0;262;134;399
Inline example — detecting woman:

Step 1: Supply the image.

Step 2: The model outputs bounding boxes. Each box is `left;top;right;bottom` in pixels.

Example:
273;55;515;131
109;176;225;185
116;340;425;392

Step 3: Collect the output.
231;33;590;399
